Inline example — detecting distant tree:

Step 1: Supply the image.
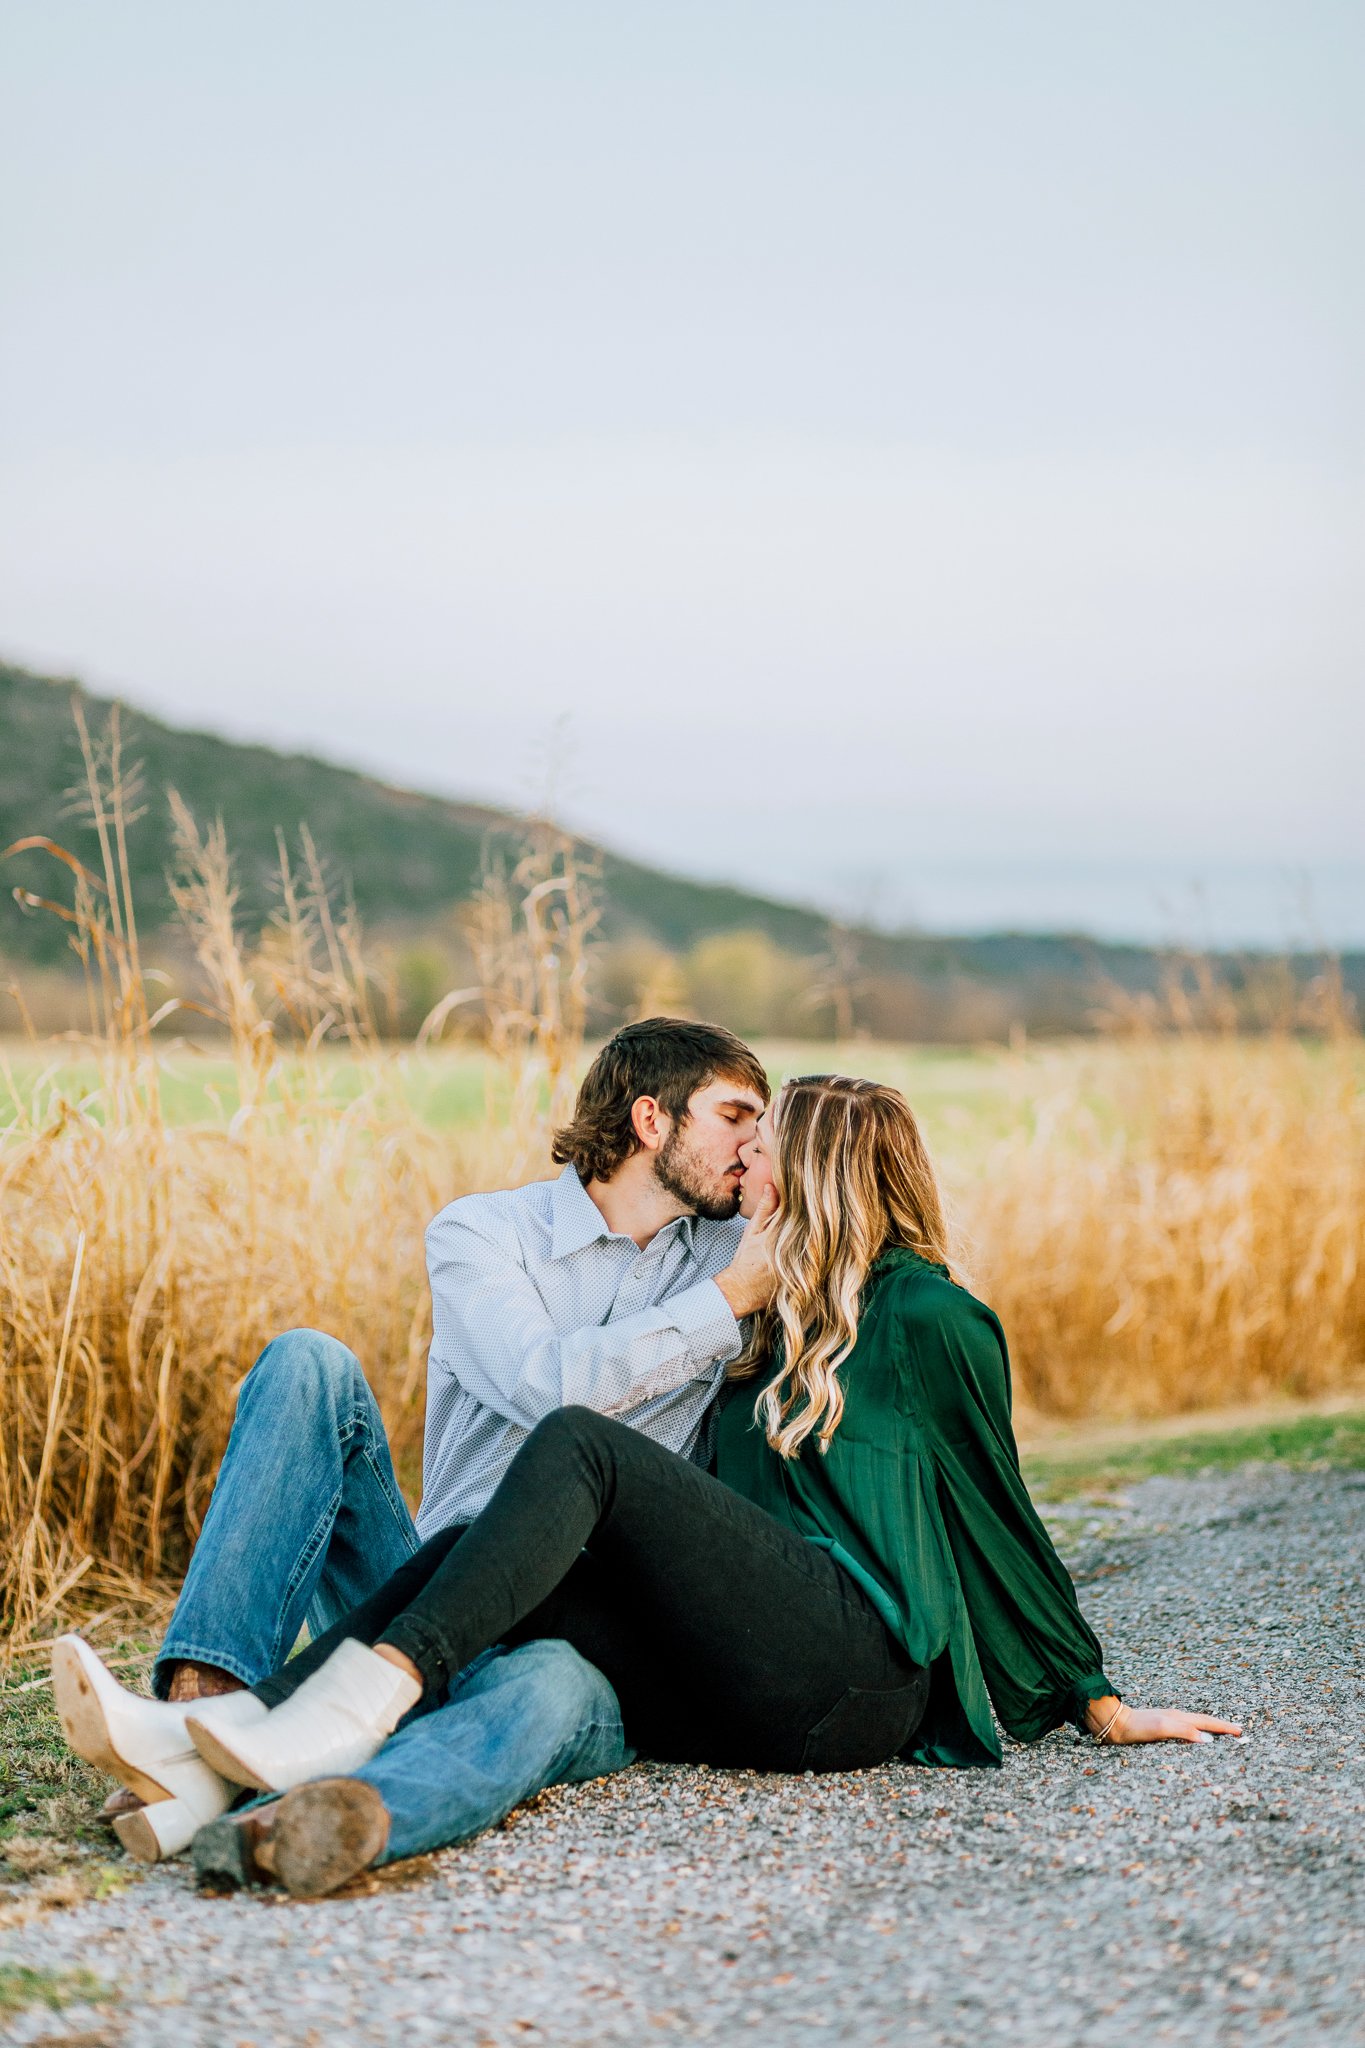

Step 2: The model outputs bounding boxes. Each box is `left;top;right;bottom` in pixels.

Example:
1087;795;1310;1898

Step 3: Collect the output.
680;930;820;1040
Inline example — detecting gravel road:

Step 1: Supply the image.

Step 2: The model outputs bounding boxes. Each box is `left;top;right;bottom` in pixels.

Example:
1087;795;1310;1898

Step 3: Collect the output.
5;1463;1363;2047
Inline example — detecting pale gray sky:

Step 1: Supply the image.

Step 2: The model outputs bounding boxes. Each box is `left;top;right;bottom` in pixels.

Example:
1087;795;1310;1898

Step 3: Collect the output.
3;1;1361;943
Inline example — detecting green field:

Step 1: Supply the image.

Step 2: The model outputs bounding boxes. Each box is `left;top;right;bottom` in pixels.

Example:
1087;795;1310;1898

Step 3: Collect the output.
0;1034;1119;1160
0;1038;502;1135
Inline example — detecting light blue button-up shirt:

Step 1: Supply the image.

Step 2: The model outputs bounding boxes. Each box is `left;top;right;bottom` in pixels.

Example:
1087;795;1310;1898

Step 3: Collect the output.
416;1166;746;1535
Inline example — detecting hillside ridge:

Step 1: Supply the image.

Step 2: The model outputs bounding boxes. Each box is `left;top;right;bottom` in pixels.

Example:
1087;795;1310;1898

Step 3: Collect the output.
2;660;1354;1038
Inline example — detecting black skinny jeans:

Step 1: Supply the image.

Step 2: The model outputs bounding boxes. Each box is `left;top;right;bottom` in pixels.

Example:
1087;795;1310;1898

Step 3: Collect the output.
258;1407;929;1774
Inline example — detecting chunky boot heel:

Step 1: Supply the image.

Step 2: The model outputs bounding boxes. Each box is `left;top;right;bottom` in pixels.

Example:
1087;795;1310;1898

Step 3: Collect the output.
192;1805;281;1890
113;1795;199;1864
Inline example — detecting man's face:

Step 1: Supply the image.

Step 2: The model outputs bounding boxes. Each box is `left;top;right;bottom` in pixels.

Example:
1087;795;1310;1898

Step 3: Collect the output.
652;1077;767;1221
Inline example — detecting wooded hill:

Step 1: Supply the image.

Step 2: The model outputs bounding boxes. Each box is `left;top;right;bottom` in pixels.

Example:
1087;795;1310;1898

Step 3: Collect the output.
1;662;1354;1040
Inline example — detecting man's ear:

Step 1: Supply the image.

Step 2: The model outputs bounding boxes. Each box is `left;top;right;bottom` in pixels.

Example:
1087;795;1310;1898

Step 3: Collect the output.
630;1094;670;1154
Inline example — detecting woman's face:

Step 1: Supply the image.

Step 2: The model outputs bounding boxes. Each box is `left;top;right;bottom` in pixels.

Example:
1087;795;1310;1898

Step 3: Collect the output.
737;1106;778;1218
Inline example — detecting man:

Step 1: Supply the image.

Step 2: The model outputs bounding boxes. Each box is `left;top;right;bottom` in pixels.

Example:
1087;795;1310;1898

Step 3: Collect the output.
67;1018;776;1881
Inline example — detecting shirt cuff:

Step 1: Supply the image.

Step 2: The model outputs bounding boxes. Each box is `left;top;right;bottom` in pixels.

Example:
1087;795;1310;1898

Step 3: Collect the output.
1068;1674;1120;1734
670;1278;744;1375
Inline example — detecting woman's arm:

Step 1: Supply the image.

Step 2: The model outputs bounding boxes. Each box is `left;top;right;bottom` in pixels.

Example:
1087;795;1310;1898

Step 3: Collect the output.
1082;1696;1243;1745
902;1282;1243;1747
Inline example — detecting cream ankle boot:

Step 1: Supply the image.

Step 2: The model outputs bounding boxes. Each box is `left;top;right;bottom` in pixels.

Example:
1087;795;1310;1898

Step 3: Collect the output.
186;1640;422;1793
51;1636;268;1853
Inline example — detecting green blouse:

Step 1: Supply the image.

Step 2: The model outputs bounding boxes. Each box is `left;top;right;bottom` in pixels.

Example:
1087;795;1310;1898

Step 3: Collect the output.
713;1246;1116;1769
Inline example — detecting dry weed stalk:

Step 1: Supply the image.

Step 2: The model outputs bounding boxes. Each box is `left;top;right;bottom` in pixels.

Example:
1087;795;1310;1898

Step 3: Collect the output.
454;821;599;1174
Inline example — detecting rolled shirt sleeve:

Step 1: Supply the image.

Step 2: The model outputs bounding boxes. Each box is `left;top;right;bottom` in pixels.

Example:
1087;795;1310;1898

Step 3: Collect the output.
426;1211;743;1434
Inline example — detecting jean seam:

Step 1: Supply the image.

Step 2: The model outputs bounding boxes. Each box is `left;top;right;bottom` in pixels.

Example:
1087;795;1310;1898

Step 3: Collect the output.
269;1487;347;1669
159;1469;351;1691
345;1405;414;1534
543;1710;624;1790
349;1417;413;1531
278;1405;414;1664
690;1508;885;1640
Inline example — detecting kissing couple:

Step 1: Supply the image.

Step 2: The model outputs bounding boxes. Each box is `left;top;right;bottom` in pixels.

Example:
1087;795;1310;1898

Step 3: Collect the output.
53;1017;1240;1896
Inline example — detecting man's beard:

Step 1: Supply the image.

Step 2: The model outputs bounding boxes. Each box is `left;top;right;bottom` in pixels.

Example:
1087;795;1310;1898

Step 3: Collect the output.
653;1123;742;1221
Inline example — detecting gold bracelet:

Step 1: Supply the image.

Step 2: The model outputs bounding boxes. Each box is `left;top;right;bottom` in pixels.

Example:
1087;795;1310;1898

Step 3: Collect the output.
1090;1702;1125;1744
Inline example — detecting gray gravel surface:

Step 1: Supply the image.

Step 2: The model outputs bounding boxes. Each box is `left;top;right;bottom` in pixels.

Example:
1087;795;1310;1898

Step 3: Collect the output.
4;1463;1363;2047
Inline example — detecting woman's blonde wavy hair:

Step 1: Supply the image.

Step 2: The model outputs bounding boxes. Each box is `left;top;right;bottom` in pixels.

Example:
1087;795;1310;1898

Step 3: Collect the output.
730;1074;960;1458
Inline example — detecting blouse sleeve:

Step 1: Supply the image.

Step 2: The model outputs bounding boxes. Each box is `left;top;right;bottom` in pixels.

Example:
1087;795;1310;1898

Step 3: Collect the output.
896;1280;1118;1743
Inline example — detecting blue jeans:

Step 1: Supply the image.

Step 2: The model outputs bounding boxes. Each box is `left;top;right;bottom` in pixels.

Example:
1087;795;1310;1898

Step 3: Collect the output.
356;1640;625;1865
154;1329;630;1860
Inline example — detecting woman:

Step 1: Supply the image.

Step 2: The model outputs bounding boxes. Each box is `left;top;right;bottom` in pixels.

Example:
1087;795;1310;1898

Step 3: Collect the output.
78;1078;1242;1893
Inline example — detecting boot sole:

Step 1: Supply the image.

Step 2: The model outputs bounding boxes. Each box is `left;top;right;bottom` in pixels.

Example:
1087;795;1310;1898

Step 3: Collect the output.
51;1639;178;1806
271;1779;391;1898
185;1718;273;1792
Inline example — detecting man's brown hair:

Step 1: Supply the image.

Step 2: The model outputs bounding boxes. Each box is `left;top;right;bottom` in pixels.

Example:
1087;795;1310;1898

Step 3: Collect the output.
552;1016;770;1183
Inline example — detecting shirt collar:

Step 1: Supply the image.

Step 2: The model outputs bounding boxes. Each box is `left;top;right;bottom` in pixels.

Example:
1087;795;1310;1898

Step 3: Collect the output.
550;1165;614;1261
549;1163;699;1261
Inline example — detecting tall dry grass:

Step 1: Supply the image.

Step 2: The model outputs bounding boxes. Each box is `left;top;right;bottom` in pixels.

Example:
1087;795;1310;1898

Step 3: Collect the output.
0;718;590;1649
1;713;1362;1651
969;1010;1365;1421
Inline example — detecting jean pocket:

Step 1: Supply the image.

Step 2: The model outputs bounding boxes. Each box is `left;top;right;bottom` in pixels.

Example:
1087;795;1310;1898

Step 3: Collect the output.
799;1674;929;1774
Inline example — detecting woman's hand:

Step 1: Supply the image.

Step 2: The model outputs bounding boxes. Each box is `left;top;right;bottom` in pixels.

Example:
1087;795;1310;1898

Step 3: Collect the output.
1084;1697;1243;1745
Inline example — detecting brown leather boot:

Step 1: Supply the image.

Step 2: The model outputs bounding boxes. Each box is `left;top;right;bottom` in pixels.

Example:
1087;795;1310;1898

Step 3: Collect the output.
166;1662;246;1703
98;1786;146;1825
193;1780;390;1898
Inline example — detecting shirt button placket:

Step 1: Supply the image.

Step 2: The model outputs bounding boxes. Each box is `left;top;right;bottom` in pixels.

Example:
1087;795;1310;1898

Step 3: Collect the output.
615;1252;650;1317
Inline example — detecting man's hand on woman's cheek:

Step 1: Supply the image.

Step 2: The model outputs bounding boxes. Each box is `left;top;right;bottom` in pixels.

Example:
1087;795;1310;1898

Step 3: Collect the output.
714;1186;780;1319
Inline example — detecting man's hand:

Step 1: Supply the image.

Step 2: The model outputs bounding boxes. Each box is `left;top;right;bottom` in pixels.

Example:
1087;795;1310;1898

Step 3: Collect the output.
714;1185;780;1320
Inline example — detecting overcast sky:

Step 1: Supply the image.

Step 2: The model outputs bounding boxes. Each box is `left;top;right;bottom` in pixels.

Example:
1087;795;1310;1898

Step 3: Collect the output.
2;2;1361;944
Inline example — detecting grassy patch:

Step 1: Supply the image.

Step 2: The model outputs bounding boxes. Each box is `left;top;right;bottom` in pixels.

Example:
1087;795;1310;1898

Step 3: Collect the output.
0;1637;159;1893
1023;1410;1365;1501
0;1671;107;1865
0;1962;113;2013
